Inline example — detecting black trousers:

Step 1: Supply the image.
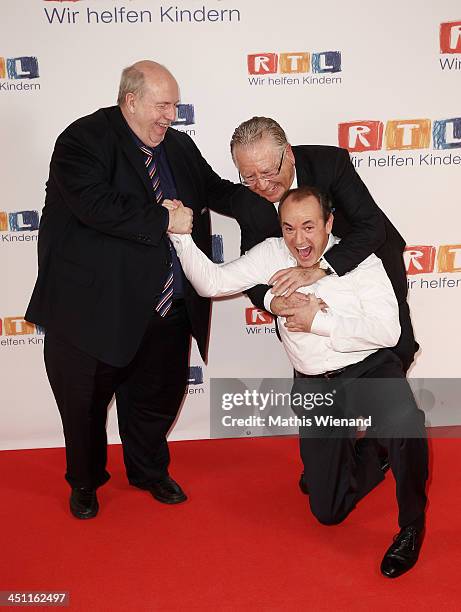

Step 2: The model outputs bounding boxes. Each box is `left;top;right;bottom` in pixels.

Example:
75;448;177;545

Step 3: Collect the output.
44;301;191;489
295;349;428;529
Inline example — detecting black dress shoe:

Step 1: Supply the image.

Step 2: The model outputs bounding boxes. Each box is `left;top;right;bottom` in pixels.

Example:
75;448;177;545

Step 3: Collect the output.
70;487;98;519
299;473;309;495
149;476;187;504
380;526;424;578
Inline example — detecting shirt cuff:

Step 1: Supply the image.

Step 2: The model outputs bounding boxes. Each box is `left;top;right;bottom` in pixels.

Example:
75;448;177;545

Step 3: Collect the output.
310;310;333;337
263;288;275;313
169;233;191;255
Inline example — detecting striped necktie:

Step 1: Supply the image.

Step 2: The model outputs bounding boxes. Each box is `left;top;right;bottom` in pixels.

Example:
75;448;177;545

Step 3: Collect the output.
140;144;174;317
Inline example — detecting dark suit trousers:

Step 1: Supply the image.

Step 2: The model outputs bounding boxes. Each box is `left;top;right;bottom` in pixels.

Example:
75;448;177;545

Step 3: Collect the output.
44;301;191;489
395;300;418;372
296;350;428;529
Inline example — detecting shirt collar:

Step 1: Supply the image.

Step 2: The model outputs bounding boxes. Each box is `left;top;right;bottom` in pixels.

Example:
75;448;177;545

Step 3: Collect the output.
273;169;298;212
319;234;338;261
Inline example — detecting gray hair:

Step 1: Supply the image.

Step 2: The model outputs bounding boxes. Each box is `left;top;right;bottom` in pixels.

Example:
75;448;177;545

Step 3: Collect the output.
230;116;288;160
117;64;146;106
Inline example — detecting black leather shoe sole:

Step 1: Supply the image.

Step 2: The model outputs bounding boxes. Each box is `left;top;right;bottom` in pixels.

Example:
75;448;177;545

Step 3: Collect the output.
381;555;419;579
380;527;424;578
149;477;187;505
69;489;99;519
150;490;187;504
70;505;99;519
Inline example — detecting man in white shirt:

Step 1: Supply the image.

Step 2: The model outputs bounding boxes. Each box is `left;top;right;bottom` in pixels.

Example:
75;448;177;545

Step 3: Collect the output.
169;186;428;579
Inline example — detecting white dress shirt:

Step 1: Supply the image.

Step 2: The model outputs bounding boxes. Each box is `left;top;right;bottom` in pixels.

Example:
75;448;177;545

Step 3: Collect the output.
170;233;400;375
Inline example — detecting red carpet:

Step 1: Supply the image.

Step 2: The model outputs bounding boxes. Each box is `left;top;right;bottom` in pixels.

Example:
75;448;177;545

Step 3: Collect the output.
1;437;460;611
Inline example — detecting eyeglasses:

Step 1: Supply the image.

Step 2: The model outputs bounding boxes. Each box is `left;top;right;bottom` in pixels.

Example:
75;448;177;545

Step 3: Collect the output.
239;148;286;187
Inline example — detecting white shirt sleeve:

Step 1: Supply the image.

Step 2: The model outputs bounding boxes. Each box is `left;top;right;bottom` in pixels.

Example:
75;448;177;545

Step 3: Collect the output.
169;234;278;297
326;256;401;352
263;289;275;313
310;310;333;336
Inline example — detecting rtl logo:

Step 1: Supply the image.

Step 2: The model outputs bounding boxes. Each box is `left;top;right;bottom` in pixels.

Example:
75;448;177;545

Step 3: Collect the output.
338;117;461;152
440;21;461;54
0;317;44;336
188;366;203;385
404;245;461;275
211;234;224;264
0;57;39;80
171;104;195;127
248;51;341;75
245;307;274;325
0;211;40;232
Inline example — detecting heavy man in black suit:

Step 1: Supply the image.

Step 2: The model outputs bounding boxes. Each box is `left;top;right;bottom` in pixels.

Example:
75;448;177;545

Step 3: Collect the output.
26;60;251;519
229;116;416;372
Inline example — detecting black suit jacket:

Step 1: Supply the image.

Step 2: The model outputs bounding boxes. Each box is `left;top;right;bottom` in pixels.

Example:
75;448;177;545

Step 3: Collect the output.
26;106;247;367
231;145;408;309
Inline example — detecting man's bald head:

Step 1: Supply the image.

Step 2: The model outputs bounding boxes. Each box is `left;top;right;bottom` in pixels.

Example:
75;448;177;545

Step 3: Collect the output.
117;60;177;106
118;60;180;148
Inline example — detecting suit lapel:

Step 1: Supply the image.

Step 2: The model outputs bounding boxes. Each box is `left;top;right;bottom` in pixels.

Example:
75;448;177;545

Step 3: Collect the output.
105;106;153;199
259;197;280;235
162;129;194;203
293;146;313;186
